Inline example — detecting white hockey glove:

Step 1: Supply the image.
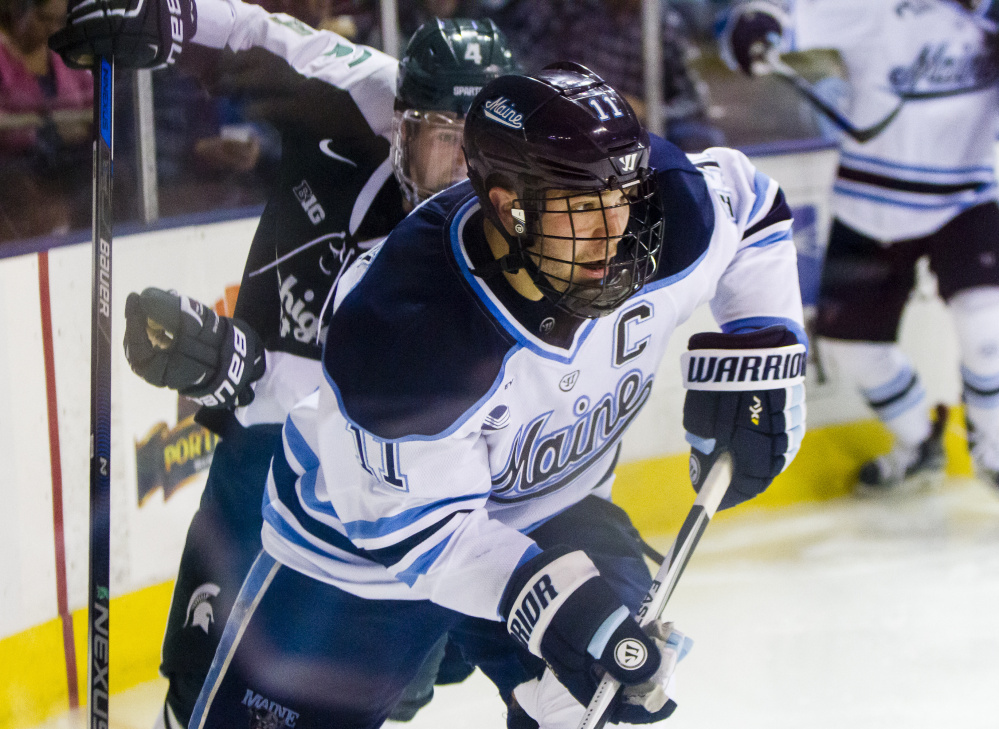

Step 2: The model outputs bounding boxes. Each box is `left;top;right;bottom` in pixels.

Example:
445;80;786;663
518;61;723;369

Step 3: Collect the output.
718;1;788;75
682;325;806;510
49;0;197;70
123;287;265;408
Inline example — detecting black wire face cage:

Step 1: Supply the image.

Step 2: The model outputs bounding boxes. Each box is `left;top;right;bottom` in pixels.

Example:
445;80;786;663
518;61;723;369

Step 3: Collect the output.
391;109;468;208
510;171;664;319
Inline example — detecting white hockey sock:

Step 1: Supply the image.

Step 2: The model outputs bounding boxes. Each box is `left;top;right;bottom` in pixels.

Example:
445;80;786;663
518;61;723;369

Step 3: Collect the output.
821;339;931;447
950;287;999;449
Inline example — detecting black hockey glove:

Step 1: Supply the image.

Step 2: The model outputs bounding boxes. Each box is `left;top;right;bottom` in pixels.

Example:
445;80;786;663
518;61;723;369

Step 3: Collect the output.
49;0;197;70
719;1;785;75
682;325;806;509
123;287;264;408
501;547;689;724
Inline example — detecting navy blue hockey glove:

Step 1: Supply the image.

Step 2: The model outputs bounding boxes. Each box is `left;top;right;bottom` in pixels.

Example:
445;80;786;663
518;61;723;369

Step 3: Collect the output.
124;287;264;408
501;547;688;724
719;1;786;75
49;0;197;70
682;325;806;509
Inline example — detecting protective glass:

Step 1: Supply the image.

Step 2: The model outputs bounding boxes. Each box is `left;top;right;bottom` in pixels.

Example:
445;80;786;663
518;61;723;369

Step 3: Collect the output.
512;173;664;318
391;109;467;207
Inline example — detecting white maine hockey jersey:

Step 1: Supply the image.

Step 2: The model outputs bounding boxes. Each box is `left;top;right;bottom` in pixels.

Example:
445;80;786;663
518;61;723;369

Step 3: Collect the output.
783;0;999;242
261;138;806;621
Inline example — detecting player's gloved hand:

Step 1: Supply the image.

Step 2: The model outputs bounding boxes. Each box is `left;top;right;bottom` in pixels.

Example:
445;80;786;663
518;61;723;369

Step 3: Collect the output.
123;287;264;408
620;621;693;714
49;0;197;70
501;546;684;724
682;325;806;509
718;0;786;75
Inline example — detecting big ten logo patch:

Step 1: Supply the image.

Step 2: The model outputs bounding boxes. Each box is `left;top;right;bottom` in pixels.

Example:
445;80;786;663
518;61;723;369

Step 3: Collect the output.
293;179;326;224
134;285;239;505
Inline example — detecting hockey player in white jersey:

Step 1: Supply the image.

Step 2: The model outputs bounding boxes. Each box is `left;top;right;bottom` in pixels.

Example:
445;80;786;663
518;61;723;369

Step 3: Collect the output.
49;2;520;726
722;0;999;494
183;65;807;728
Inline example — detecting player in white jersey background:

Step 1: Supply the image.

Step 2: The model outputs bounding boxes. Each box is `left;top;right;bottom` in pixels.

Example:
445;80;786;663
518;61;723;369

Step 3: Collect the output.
179;65;807;728
722;0;999;494
49;2;519;726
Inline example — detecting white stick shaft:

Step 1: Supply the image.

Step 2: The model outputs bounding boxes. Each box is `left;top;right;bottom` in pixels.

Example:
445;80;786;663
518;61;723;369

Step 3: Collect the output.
575;452;733;729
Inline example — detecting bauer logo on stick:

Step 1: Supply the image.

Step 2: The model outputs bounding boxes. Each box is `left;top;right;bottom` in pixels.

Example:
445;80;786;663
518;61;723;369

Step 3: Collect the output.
681;343;806;391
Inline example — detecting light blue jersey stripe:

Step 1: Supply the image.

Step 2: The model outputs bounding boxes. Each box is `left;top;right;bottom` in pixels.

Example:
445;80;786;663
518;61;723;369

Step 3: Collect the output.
284;414;320;472
342;490;491;541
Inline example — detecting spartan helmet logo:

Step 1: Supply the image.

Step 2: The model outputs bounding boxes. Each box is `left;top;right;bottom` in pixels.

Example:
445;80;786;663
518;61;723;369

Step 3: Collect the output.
183;582;221;634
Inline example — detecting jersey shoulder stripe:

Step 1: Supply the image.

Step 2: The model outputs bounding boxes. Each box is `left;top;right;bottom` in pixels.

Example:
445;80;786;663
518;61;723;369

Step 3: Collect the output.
323;186;518;440
646;134;714;286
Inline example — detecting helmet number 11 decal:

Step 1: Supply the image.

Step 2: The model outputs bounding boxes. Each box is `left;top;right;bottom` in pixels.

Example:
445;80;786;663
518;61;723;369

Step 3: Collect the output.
464;42;483;65
588;95;625;121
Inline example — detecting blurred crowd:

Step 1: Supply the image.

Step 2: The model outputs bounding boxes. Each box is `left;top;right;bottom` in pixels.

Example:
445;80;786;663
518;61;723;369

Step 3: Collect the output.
0;0;811;246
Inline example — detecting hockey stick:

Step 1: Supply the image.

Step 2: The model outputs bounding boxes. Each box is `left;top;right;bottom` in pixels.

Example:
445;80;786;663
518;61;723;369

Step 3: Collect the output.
755;50;903;144
576;451;734;729
88;54;114;729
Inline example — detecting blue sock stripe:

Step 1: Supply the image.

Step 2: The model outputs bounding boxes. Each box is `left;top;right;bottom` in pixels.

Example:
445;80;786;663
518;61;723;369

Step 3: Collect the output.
872;380;926;422
863;367;916;405
961;365;999;395
963;388;999;409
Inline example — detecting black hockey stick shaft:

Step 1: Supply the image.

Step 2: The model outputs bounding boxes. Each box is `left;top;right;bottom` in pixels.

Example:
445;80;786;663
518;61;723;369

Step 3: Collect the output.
89;54;113;729
576;451;734;729
760;51;903;144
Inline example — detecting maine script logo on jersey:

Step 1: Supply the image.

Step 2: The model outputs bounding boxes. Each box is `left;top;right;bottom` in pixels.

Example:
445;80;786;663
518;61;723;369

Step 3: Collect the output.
483;97;524;129
889;44;999;98
491;370;653;501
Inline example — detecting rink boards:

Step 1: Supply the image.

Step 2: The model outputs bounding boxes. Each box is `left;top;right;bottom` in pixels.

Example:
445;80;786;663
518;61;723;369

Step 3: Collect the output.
0;145;974;728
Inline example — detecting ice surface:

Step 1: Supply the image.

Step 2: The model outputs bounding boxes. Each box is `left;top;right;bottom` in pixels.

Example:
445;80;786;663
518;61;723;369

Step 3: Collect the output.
31;477;999;729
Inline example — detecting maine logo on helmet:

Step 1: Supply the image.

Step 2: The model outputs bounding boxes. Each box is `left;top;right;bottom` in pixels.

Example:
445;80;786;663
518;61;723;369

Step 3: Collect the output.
483;97;524;129
463;63;665;319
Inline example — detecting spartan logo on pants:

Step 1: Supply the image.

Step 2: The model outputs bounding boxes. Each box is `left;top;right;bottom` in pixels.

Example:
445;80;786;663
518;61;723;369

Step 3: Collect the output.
183;583;221;634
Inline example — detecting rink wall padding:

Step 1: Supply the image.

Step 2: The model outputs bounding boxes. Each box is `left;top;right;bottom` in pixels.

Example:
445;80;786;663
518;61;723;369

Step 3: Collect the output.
0;146;974;729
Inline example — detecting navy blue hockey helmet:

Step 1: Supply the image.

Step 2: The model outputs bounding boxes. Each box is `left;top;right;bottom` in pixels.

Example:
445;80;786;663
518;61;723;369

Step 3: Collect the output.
463;63;664;318
392;19;519;207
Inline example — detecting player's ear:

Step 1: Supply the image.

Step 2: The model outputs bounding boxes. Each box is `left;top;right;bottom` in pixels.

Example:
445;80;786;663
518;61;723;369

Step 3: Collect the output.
488;187;518;236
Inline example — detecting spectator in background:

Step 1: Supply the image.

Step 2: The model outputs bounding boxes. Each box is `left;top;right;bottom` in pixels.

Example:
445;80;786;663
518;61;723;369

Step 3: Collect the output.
0;0;91;240
493;0;725;151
